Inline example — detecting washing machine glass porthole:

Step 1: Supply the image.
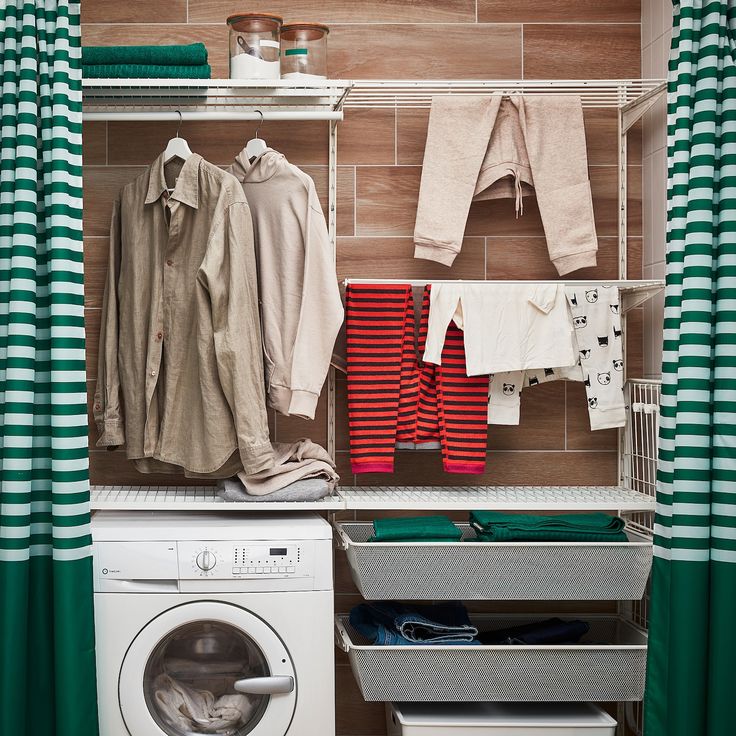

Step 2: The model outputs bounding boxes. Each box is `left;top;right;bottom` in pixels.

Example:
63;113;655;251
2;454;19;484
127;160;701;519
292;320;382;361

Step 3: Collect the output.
142;620;271;736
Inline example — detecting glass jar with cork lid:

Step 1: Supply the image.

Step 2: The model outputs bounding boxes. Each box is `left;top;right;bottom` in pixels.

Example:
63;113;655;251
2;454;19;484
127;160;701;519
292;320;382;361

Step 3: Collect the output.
280;22;329;80
227;12;283;79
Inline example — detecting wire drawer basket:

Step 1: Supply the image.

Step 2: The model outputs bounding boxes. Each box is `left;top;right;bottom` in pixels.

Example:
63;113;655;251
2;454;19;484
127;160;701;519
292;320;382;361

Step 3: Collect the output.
335;523;652;601
336;614;648;703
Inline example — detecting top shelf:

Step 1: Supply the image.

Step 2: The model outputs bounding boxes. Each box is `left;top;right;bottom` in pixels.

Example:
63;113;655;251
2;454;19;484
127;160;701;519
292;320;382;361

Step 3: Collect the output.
346;78;666;109
82;78;353;121
81;78;666;121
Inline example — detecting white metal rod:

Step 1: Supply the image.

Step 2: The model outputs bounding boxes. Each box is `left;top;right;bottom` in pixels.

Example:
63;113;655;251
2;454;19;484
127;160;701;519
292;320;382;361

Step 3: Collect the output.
82;110;343;121
343;278;664;290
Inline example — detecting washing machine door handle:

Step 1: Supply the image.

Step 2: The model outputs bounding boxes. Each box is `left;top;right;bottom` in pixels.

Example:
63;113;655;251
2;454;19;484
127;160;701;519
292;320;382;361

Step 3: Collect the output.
234;675;294;695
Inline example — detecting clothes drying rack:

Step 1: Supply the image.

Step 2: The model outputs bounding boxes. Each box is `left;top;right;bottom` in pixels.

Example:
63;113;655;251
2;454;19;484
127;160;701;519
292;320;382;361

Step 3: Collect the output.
83;78;665;735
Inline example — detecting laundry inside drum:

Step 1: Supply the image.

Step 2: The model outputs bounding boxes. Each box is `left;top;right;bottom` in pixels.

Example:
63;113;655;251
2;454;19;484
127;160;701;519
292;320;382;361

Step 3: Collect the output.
142;620;270;735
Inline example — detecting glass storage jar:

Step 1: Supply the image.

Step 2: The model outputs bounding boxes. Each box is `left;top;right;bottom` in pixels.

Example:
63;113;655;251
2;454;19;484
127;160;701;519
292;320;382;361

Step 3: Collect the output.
227;13;282;79
280;23;329;80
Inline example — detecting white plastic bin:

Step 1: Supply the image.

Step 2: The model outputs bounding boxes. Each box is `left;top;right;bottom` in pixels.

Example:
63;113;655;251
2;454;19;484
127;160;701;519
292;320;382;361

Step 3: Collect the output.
386;703;617;736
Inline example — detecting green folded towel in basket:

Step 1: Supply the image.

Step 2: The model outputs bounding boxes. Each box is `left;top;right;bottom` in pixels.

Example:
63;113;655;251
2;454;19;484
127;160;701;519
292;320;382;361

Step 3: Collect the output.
369;515;463;543
469;511;628;542
82;64;211;79
82;43;208;67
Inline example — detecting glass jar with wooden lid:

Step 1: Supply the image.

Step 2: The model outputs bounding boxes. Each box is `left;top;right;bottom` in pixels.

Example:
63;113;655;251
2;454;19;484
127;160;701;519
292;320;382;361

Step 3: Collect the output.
227;12;283;79
280;22;329;80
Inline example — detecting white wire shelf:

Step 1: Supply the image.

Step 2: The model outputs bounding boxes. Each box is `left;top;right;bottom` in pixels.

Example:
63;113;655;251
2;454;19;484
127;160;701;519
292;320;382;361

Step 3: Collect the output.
82;78;353;121
341;486;654;512
90;484;655;512
90;485;345;511
81;78;666;121
346;78;666;110
343;279;665;314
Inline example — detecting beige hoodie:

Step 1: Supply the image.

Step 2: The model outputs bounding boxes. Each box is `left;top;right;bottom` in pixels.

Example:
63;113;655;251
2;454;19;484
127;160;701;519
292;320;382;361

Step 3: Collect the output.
228;148;343;420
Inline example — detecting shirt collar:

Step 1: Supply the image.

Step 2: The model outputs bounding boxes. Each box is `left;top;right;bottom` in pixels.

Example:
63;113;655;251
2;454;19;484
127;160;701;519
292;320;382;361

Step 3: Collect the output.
145;152;202;208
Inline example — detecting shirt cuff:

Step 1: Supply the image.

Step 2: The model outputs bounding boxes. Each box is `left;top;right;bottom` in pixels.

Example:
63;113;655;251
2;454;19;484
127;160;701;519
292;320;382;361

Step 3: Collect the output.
414;242;458;267
288;390;319;420
552;247;598;276
240;442;275;476
96;419;125;448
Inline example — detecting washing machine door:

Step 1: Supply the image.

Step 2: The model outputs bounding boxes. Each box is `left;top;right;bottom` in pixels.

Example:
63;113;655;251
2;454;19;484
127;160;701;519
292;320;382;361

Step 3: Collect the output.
119;601;296;736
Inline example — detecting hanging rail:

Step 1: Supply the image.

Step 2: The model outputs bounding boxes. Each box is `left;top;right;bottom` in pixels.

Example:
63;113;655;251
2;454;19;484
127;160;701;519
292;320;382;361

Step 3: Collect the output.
342;279;665;315
343;278;664;290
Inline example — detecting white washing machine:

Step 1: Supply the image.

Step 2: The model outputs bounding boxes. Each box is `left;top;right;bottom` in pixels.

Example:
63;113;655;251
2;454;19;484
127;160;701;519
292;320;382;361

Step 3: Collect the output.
92;512;334;736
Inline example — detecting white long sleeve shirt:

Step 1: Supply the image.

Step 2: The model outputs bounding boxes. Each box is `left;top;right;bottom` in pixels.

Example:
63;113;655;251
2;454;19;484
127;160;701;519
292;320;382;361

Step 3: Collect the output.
423;283;576;376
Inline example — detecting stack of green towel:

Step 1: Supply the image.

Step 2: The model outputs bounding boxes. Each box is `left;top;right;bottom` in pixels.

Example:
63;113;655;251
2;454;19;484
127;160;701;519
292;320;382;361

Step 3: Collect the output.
82;43;211;79
469;511;628;542
369;516;463;543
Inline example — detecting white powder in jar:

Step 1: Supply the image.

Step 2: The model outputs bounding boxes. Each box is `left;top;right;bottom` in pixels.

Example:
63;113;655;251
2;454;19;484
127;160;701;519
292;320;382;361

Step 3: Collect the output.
230;53;280;79
281;71;327;81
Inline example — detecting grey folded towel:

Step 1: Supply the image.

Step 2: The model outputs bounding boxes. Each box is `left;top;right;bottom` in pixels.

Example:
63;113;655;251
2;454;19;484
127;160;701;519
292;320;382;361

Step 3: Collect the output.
218;477;334;503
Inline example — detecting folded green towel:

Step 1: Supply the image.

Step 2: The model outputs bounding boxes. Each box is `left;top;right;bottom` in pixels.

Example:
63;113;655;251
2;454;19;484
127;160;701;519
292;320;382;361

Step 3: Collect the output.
82;43;208;67
469;511;627;542
369;515;463;542
83;64;211;79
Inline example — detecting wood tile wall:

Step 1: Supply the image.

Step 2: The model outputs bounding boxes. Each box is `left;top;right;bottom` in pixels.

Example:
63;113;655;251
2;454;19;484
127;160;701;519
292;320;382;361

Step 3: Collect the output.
82;3;641;734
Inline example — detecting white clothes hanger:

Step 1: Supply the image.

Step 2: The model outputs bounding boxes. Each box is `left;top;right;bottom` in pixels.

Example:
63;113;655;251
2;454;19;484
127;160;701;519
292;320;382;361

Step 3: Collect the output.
164;111;193;166
245;110;268;162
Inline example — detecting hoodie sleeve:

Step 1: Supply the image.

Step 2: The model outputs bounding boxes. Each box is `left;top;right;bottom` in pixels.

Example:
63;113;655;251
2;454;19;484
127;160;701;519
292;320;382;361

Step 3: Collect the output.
286;182;344;419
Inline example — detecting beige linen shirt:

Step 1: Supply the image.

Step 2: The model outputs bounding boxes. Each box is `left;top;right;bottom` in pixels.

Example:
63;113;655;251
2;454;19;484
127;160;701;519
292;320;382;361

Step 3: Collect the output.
93;152;274;476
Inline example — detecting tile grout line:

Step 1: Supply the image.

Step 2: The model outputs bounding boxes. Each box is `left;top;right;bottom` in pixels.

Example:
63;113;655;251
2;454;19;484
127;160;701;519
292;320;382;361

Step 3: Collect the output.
81;21;643;26
563;381;567;452
520;23;524;79
394;106;398;166
353;166;357;236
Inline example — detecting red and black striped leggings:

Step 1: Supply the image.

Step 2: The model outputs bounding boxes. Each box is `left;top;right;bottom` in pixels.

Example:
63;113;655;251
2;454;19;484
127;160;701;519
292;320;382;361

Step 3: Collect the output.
346;283;488;474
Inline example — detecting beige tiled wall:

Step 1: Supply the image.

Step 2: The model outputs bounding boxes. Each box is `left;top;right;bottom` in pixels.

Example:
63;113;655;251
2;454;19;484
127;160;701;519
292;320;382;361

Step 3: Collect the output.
641;0;672;378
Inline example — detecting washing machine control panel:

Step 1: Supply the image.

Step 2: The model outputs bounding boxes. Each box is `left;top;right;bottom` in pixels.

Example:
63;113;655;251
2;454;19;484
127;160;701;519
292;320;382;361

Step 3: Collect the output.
180;541;307;579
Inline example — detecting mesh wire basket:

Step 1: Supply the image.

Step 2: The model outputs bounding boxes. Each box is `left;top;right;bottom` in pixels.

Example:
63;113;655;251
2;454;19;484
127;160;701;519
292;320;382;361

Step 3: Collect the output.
335;523;652;600
336;614;647;703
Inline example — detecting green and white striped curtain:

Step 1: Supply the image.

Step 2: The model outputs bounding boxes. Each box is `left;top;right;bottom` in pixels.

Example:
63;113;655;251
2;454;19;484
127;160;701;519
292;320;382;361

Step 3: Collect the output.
0;2;98;735
645;2;736;735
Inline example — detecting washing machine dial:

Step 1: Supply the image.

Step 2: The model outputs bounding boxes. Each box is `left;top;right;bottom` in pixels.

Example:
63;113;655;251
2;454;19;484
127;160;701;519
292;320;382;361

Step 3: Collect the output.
196;550;217;572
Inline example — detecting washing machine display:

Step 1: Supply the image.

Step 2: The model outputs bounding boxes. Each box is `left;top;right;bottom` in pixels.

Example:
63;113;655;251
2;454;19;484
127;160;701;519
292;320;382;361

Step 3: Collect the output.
119;602;297;736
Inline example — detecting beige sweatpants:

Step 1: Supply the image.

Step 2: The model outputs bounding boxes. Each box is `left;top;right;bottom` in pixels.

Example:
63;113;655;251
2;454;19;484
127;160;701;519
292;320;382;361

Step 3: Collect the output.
413;94;598;276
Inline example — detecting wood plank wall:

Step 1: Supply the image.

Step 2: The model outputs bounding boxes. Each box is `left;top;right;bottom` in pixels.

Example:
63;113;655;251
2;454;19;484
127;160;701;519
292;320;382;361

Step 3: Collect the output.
82;3;642;733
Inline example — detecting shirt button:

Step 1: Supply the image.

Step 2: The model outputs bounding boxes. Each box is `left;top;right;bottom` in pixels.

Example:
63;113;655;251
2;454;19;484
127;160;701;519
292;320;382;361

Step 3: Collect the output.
94;404;101;411
156;332;163;340
166;259;173;266
150;370;156;377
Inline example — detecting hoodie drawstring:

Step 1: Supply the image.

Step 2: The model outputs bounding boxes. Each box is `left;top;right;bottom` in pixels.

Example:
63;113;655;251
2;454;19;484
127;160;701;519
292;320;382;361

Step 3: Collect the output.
508;168;524;218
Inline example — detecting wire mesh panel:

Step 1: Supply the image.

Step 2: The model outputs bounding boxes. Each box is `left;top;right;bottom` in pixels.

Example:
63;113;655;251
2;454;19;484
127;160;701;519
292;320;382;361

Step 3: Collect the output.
336;615;647;703
336;524;652;601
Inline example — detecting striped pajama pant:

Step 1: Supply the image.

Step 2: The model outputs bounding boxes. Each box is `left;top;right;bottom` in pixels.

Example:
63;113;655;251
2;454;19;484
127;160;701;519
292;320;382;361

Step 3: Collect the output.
346;283;488;475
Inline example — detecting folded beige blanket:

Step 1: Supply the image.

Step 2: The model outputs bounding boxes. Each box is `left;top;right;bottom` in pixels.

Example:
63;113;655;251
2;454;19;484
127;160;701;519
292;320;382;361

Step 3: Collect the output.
236;438;339;496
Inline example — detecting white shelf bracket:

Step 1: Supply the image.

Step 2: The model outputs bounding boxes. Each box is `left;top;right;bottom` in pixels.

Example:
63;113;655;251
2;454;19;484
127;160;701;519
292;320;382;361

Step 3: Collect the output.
620;81;666;134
